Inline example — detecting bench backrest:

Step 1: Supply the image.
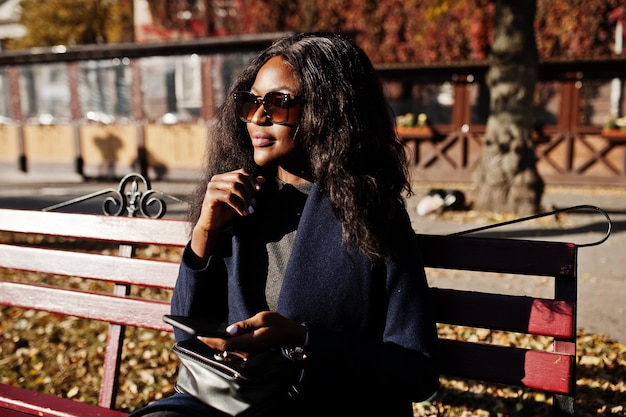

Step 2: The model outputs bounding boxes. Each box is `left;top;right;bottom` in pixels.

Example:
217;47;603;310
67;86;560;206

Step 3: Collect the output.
0;208;189;410
418;233;577;416
0;208;577;416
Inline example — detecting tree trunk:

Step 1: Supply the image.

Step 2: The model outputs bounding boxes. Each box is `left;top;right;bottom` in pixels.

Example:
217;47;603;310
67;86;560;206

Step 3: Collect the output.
472;0;543;215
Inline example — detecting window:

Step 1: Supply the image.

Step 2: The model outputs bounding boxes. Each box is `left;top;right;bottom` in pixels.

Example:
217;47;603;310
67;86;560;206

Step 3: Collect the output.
384;79;454;125
579;79;625;127
79;58;132;122
20;62;70;122
0;68;10;120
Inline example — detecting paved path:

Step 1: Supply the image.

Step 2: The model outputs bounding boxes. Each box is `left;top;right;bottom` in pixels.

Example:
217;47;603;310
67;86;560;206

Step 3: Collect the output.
1;173;625;343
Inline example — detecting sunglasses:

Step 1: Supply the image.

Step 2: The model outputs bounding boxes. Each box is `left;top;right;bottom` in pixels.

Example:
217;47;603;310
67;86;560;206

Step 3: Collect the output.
234;91;303;125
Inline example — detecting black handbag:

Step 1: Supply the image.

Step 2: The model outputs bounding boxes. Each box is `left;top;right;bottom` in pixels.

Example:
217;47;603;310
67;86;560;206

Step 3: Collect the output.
173;338;301;417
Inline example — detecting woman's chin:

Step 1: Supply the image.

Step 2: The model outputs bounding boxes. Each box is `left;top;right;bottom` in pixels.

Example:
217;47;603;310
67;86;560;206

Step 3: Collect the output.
252;152;276;167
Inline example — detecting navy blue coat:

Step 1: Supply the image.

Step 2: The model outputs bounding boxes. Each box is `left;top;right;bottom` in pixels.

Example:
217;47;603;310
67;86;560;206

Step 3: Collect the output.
132;184;439;417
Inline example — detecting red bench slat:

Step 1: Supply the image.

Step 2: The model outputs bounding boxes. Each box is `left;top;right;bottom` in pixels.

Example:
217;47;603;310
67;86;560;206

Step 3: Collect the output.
417;233;577;277
439;339;575;394
0;384;128;417
432;288;575;338
0;208;189;246
0;244;179;289
0;282;173;331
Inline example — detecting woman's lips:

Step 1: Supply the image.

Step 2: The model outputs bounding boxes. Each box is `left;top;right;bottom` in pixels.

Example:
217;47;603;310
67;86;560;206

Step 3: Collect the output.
251;132;274;147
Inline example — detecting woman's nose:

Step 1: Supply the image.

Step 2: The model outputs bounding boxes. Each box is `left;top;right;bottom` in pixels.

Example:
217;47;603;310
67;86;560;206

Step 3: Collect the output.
249;104;269;125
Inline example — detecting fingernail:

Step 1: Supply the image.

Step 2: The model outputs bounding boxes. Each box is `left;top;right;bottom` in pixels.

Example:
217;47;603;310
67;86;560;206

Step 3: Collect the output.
247;205;255;214
226;325;238;335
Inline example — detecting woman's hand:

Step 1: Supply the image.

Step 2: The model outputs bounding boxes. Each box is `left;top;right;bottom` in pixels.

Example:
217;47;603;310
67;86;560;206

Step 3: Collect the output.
191;169;265;259
198;311;307;357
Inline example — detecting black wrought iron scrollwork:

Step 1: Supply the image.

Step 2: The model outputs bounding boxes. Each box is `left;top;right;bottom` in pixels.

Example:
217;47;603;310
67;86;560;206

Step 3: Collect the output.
101;173;169;218
43;173;184;218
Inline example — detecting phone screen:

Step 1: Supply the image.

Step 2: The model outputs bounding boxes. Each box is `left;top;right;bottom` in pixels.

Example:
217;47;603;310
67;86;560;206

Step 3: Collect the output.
163;315;230;338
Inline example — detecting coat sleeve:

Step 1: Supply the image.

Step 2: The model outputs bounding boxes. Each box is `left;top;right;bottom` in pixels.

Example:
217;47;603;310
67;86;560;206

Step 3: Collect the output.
170;242;229;342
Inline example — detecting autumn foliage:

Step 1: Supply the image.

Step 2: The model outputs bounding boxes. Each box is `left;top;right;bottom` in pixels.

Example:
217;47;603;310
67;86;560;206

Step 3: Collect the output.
7;0;625;65
7;0;134;49
234;0;624;63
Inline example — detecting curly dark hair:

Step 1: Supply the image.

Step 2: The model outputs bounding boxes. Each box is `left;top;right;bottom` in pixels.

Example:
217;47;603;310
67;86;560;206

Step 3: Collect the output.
188;32;411;260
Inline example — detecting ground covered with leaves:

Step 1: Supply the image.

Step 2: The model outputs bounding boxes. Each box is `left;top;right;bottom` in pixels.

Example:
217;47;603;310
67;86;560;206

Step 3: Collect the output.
1;232;625;416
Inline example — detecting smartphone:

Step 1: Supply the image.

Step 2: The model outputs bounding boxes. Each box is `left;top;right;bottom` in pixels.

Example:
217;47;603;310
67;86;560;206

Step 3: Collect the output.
163;315;230;338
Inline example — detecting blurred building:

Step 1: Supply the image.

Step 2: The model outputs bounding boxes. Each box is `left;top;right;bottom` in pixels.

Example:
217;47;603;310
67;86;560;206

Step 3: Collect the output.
0;2;624;186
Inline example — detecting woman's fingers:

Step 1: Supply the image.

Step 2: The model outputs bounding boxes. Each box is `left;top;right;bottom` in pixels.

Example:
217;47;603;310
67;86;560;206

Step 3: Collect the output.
208;170;263;215
207;177;253;216
198;170;264;229
191;170;264;259
216;312;305;354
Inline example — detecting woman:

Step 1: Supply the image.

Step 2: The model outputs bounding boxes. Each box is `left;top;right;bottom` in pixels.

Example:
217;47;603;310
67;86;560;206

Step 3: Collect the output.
131;32;439;417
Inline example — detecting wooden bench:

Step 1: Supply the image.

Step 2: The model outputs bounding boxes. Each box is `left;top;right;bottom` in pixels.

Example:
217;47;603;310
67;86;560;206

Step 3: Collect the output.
0;208;188;416
0;200;608;416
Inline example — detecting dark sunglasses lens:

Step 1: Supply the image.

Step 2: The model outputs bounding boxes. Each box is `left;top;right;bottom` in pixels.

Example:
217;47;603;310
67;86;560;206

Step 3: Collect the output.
263;92;288;123
234;91;298;124
235;92;259;122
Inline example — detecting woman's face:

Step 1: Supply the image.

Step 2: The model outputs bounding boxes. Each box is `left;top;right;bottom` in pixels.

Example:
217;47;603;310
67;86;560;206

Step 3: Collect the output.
245;56;309;183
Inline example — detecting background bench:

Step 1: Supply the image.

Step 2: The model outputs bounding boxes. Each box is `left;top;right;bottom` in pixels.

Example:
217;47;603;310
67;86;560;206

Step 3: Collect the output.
0;200;595;416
